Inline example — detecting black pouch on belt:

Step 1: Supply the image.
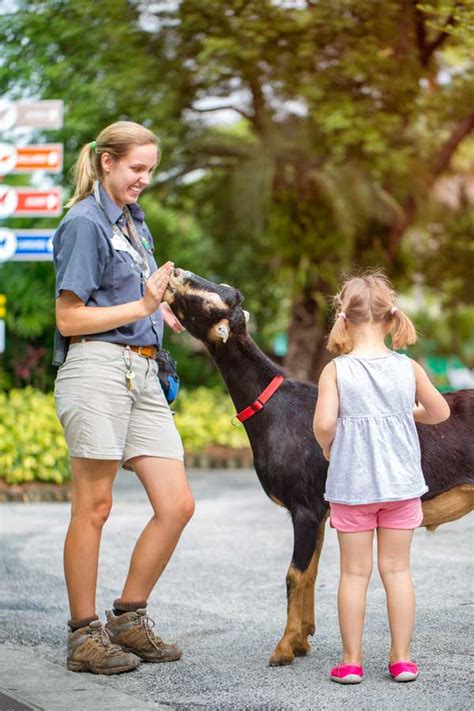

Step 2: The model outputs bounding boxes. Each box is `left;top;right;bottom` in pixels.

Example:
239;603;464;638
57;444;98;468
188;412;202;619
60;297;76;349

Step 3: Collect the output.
156;349;180;404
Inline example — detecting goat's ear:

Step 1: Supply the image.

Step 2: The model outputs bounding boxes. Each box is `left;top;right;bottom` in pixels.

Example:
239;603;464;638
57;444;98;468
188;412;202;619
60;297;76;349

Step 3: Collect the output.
209;318;230;344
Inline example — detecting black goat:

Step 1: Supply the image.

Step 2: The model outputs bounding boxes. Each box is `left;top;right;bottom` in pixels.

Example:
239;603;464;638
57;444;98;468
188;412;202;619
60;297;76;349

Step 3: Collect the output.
165;269;474;666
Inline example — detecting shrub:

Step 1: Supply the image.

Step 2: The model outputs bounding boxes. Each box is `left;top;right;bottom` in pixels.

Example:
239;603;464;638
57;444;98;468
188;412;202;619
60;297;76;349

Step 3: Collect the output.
0;386;249;485
0;388;69;484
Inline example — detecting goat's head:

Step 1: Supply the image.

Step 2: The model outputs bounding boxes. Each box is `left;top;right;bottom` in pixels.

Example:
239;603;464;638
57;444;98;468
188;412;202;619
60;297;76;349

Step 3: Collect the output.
164;269;249;345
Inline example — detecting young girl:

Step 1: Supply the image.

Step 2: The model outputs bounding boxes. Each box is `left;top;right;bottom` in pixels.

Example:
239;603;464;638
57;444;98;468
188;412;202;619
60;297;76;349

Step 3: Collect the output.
313;271;450;684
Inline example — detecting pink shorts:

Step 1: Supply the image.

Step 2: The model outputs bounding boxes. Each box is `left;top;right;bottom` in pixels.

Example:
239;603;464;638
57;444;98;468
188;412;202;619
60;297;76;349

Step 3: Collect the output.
329;497;423;532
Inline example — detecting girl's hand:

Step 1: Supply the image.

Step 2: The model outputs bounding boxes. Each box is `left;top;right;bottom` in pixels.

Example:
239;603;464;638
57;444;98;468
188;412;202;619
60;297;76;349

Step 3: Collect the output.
142;262;174;315
160;302;186;333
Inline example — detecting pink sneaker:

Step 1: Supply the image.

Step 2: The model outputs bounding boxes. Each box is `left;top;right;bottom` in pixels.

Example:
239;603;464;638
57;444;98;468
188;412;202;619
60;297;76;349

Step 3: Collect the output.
330;663;364;684
388;660;419;682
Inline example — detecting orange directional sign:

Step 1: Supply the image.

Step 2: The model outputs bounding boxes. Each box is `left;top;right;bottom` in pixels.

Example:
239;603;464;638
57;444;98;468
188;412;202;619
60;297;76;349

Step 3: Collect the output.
0;143;63;175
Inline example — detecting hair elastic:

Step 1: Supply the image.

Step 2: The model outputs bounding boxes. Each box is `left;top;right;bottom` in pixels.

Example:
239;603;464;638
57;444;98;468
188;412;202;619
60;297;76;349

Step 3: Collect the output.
390;307;398;315
90;140;97;151
337;311;347;320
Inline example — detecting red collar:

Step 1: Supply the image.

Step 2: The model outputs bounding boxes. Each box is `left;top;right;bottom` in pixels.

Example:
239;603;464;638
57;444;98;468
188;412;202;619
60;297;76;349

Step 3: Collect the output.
232;375;285;425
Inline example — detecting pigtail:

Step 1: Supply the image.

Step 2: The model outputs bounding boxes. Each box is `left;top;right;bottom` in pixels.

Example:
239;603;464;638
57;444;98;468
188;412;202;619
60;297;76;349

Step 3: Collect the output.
327;312;353;354
389;308;417;349
66;143;99;207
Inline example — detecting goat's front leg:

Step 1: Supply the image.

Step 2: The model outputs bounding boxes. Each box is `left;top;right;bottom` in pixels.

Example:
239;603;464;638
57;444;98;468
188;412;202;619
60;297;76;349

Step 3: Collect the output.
301;510;328;643
269;509;319;666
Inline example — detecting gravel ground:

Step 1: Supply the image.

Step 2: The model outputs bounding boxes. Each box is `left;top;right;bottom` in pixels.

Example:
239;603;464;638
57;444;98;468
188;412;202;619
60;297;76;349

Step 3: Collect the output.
0;467;473;710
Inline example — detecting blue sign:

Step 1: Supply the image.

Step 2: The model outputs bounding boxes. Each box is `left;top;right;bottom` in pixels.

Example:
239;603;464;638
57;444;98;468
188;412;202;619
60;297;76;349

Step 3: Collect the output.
0;228;54;262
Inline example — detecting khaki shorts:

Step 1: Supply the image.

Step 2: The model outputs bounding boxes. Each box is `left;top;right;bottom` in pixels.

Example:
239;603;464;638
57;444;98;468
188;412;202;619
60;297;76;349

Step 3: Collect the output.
54;340;184;465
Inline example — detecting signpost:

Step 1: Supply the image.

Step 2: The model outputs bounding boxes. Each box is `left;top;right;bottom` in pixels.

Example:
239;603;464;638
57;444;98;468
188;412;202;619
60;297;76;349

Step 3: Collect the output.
0;96;64;357
0;187;62;218
0;143;63;175
0;99;63;130
0;228;55;262
0;295;6;354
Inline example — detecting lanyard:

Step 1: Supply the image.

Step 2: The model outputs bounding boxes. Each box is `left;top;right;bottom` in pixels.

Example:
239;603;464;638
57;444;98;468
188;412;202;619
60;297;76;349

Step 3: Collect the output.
93;180;151;283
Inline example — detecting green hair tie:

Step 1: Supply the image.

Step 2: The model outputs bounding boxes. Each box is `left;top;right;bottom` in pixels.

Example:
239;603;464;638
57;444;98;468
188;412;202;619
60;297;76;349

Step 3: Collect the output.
90;140;97;151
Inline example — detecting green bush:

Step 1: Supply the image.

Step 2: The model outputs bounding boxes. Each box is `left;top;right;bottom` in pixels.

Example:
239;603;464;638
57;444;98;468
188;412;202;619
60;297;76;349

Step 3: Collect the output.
0;386;249;485
173;387;249;452
0;388;70;485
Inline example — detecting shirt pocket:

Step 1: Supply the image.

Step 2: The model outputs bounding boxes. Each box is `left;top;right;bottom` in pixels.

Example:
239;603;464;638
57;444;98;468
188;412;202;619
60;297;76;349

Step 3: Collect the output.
112;258;142;305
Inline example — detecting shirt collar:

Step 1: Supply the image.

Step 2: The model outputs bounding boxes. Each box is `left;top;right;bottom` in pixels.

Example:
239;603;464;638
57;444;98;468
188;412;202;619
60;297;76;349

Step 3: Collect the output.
98;182;145;224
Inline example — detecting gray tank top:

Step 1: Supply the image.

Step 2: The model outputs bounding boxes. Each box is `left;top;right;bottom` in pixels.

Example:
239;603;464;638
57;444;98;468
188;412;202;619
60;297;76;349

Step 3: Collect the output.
324;351;428;505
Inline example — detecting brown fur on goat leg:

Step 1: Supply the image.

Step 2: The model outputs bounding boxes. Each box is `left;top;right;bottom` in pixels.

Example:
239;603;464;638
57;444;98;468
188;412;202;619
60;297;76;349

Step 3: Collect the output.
422;484;474;531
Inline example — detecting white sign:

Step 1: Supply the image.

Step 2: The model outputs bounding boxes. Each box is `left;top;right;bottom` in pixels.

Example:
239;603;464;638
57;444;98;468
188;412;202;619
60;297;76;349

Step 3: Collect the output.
0;143;17;175
0;187;19;219
0;228;18;262
0;320;4;354
0;99;18;131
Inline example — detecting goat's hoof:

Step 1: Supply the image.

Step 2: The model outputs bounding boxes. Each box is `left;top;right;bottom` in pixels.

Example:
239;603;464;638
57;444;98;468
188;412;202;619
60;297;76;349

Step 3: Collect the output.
269;648;294;666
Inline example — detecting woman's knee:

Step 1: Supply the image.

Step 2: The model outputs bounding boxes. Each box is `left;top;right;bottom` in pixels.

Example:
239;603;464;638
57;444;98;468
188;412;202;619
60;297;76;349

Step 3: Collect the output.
71;496;113;529
157;493;195;528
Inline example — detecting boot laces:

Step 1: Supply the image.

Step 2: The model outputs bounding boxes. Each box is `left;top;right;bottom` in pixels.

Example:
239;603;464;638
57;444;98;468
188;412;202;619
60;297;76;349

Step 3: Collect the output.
138;612;165;651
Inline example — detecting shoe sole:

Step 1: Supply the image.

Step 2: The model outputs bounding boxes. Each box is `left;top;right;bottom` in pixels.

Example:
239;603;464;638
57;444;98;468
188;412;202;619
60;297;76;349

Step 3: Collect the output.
67;661;140;675
392;672;418;682
120;646;182;663
330;674;363;684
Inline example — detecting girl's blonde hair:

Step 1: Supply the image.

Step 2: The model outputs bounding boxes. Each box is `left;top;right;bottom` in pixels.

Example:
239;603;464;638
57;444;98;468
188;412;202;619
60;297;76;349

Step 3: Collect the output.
66;121;160;207
327;270;417;354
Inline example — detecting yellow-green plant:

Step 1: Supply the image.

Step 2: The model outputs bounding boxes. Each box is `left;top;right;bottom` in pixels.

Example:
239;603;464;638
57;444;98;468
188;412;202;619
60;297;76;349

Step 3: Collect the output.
0;388;70;484
173;387;249;452
0;386;250;485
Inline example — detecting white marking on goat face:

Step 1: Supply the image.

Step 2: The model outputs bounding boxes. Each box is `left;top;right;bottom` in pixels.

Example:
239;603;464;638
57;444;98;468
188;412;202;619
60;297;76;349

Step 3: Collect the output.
188;288;228;310
209;319;230;343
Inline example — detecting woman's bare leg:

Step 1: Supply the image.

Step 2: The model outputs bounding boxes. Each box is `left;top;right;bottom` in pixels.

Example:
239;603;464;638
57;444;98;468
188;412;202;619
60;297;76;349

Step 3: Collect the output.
64;458;119;619
119;457;194;603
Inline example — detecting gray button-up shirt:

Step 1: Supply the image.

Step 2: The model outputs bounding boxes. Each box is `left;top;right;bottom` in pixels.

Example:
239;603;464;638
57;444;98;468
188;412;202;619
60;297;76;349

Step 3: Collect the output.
52;182;163;365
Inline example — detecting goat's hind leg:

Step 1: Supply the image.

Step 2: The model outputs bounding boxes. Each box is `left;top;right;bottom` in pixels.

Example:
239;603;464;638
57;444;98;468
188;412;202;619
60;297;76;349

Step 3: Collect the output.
301;511;328;647
269;509;319;666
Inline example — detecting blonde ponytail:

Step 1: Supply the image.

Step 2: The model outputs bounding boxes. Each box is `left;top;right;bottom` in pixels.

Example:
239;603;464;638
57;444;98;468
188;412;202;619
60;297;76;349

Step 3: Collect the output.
327;312;352;354
66;143;99;207
389;309;417;349
66;121;159;208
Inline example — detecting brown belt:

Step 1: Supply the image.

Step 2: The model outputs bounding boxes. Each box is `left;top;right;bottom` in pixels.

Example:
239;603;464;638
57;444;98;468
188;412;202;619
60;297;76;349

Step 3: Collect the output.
69;336;158;359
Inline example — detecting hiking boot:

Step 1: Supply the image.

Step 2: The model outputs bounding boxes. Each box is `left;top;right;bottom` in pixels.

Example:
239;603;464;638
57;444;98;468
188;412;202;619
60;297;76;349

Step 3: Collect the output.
67;619;141;674
105;608;182;663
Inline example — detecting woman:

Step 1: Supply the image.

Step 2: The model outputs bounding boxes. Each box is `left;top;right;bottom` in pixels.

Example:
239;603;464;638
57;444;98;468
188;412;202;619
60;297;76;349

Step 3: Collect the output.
53;121;194;675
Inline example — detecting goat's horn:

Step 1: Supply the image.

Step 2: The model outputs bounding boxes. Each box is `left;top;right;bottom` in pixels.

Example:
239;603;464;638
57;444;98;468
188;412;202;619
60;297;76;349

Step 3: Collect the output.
243;310;250;323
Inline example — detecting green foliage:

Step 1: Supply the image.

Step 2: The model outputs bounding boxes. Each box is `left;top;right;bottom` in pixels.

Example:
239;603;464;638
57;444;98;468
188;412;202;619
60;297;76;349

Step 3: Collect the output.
0;386;249;485
174;387;249;453
0;388;69;484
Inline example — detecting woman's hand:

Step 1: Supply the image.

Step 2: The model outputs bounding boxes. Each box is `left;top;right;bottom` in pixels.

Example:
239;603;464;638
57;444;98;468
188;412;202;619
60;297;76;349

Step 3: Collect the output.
142;262;174;316
160;302;185;333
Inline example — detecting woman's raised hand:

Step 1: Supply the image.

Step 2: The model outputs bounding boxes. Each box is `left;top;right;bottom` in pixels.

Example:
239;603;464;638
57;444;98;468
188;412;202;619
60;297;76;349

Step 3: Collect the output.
142;261;174;315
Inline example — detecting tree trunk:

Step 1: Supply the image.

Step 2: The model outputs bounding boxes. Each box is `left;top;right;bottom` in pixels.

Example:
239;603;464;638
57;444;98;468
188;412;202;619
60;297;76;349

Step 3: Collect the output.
285;289;332;383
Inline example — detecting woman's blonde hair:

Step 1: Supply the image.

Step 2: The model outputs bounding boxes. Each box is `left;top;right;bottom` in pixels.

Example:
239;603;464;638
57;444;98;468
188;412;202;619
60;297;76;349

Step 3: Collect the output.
66;121;160;207
327;269;417;354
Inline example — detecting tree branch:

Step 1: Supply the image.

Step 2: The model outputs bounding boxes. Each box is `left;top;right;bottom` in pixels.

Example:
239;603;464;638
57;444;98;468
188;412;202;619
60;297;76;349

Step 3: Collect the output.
413;1;459;67
189;104;253;120
388;109;474;260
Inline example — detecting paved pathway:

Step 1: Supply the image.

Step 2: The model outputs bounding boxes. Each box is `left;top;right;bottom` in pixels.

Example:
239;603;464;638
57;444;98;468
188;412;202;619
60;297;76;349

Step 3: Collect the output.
1;468;472;710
